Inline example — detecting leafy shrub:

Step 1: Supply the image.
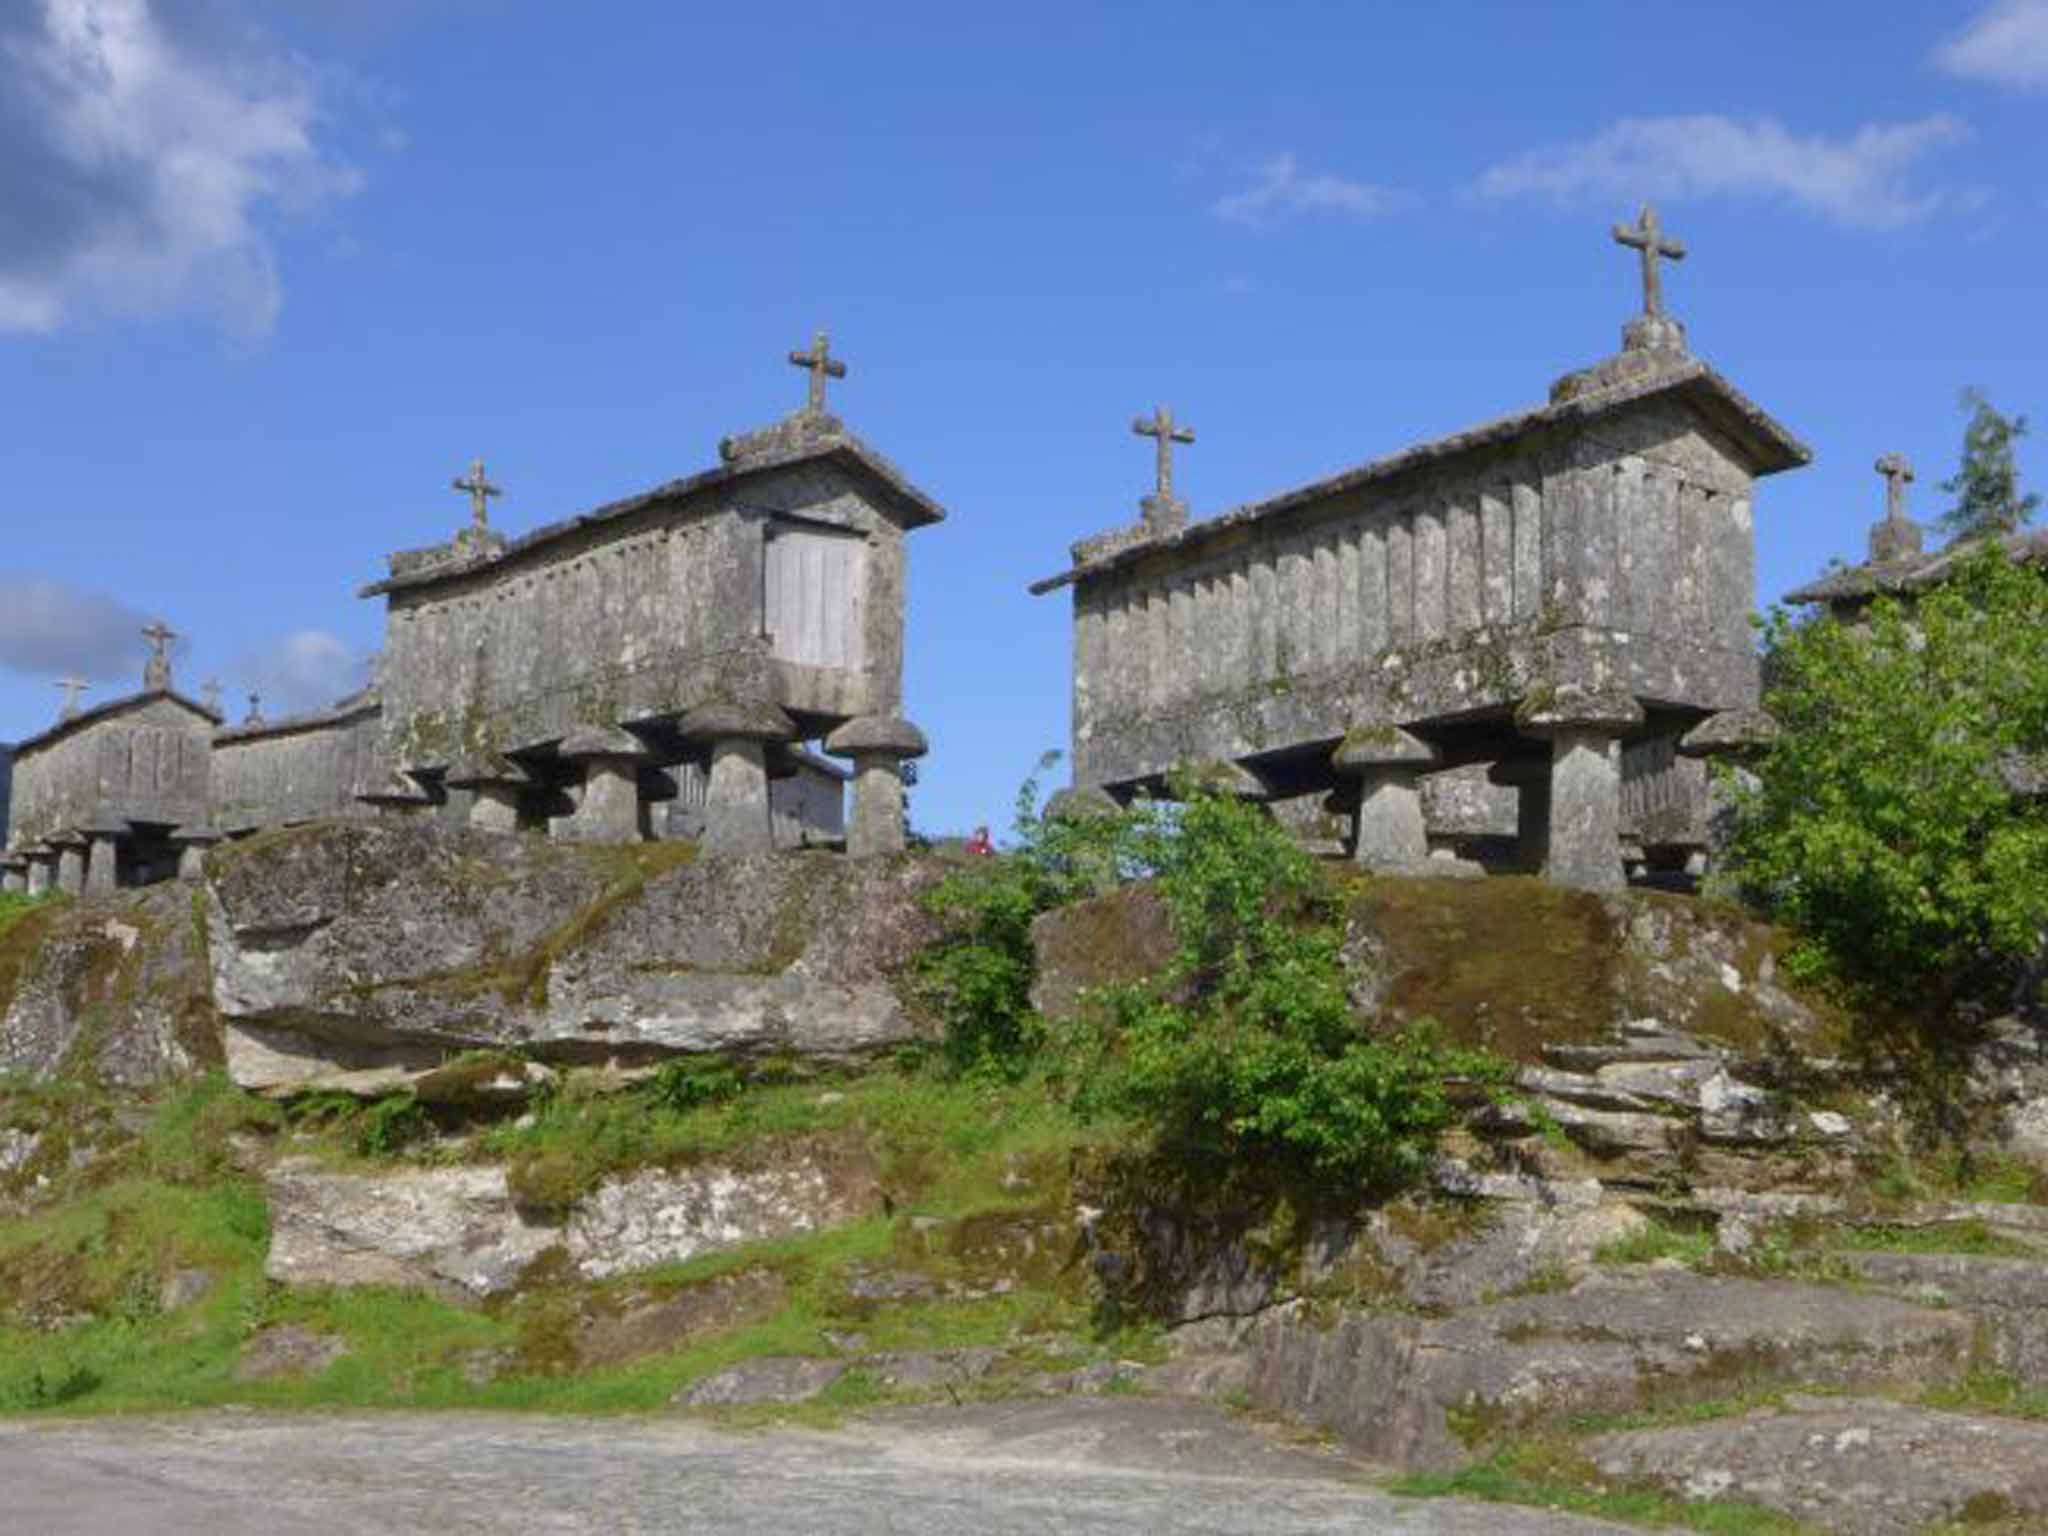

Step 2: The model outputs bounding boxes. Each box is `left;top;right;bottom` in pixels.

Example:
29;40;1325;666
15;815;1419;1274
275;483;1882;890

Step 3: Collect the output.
648;1057;744;1112
1727;546;2048;1009
1051;785;1507;1189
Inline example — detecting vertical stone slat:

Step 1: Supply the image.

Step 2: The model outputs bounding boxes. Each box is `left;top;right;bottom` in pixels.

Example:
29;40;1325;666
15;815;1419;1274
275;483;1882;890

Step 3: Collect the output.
1512;472;1543;624
1360;519;1390;653
1447;492;1482;635
1386;515;1414;644
1480;486;1513;625
1312;531;1341;671
1412;501;1447;642
1336;523;1361;665
1251;551;1279;681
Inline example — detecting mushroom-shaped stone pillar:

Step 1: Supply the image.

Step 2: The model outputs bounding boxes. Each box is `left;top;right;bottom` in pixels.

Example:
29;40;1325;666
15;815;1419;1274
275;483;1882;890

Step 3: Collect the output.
1170;758;1270;801
678;700;798;856
1517;686;1646;893
1044;785;1121;824
1679;708;1780;878
51;832;87;896
0;856;25;896
171;825;224;882
25;849;53;898
81;821;125;897
356;769;437;819
824;715;929;858
445;755;532;834
1332;724;1439;872
557;725;652;845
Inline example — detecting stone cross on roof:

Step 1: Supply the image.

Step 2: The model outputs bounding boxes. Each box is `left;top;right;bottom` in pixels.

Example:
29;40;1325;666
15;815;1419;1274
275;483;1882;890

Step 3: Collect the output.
1876;452;1914;522
141;619;177;691
788;330;846;414
1869;451;1925;563
245;690;264;726
453;458;501;530
1133;405;1195;503
53;676;88;720
1612;203;1686;318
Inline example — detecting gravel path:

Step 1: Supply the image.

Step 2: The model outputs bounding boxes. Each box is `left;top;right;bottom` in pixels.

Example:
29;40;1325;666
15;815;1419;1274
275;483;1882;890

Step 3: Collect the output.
0;1398;1630;1534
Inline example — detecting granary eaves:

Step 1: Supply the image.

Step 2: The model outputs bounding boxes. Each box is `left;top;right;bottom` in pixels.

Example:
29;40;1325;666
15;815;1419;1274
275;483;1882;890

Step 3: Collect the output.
1030;357;1809;596
1783;526;2048;606
10;688;222;758
361;421;945;601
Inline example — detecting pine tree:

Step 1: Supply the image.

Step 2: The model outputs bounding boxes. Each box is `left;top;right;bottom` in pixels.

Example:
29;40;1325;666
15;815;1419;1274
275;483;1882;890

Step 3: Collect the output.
1940;388;2040;541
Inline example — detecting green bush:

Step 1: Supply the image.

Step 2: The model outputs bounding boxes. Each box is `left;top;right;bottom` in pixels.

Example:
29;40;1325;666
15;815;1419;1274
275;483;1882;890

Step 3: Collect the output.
1051;785;1507;1189
1727;546;2048;1008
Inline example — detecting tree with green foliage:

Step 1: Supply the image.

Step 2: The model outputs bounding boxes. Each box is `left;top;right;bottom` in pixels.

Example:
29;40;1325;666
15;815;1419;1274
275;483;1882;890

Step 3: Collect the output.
920;758;1506;1189
1728;547;2048;1010
1940;388;2039;541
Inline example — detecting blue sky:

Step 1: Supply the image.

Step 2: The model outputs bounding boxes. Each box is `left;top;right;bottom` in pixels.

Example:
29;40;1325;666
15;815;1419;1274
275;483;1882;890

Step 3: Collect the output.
1;0;2043;833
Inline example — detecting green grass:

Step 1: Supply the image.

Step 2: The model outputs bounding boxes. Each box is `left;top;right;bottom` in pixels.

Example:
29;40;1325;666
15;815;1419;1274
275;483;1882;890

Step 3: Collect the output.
1595;1215;1715;1269
1832;1219;2040;1259
1389;1439;1819;1534
0;1066;1140;1420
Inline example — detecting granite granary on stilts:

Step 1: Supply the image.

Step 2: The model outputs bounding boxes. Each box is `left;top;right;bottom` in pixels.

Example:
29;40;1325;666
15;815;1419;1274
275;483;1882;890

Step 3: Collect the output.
1033;209;1809;890
1;335;944;892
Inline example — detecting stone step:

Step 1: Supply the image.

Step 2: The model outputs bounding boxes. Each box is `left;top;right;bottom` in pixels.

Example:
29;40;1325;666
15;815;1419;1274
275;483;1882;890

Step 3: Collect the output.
1242;1270;1973;1472
1587;1395;2048;1535
1820;1249;2048;1385
1542;1033;1719;1073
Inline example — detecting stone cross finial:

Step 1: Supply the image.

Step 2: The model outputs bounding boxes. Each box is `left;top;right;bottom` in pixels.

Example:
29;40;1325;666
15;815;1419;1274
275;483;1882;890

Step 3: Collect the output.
452;458;501;530
1612;203;1686;317
141;619;177;690
1133;405;1195;502
1876;452;1914;523
245;690;263;726
787;331;846;414
201;677;222;716
53;676;88;720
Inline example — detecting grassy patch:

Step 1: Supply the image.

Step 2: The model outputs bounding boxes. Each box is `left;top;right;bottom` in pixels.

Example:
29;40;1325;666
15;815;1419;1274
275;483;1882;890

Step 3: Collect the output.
1596;1215;1715;1269
1832;1219;2040;1260
1389;1437;1818;1533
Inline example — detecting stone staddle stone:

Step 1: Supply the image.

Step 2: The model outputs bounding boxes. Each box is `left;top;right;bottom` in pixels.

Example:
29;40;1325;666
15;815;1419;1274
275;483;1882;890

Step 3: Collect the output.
677;700;798;745
1517;687;1644;895
1044;785;1121;823
826;716;927;859
1333;724;1439;872
1678;708;1780;761
679;701;794;856
558;725;651;762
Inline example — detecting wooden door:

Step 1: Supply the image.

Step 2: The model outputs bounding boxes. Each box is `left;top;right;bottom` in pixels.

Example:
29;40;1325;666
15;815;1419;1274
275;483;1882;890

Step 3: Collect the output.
764;521;866;671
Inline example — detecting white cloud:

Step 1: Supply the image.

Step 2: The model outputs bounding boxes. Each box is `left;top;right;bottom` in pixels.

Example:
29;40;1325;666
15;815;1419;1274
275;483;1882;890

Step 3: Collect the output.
1211;152;1405;227
0;0;361;338
1937;1;2048;88
239;628;365;716
1472;114;1971;228
0;577;150;683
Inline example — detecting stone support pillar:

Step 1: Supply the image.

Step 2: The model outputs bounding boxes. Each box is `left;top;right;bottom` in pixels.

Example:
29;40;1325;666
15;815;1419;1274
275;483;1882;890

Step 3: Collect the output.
83;830;121;897
0;861;24;896
1517;686;1645;893
446;756;531;835
1678;709;1780;880
53;837;86;896
25;854;52;898
824;716;930;859
678;700;798;857
172;827;223;883
556;726;652;845
1332;724;1438;873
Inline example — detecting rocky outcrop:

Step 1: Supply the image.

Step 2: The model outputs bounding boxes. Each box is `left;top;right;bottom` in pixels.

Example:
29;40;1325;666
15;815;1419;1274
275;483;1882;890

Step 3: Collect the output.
204;820;948;1091
264;1156;875;1299
1588;1396;2048;1535
1242;1270;1973;1471
0;885;215;1087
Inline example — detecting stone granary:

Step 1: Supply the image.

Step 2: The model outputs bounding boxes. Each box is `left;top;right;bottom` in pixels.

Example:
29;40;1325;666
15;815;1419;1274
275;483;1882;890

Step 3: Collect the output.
362;334;942;857
1;623;222;896
1785;450;2048;621
1033;208;1810;891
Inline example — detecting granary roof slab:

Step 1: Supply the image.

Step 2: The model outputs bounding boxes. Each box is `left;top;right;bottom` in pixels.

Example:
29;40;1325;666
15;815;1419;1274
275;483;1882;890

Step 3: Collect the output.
1029;356;1810;596
360;414;945;601
1783;526;2048;605
11;687;222;758
214;687;380;746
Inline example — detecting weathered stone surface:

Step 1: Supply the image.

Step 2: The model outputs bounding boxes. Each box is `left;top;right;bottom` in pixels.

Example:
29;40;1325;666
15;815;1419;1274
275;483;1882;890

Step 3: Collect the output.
676;1355;848;1408
1244;1272;1971;1471
1588;1396;2048;1535
235;1325;347;1382
265;1163;558;1299
205;819;948;1087
0;884;215;1088
565;1163;873;1281
1827;1250;2048;1385
265;1158;874;1297
573;1269;788;1369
